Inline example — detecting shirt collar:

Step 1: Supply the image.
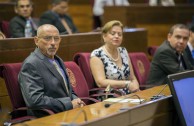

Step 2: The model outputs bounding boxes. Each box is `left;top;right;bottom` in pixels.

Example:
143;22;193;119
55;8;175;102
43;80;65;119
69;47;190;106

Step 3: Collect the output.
188;42;194;51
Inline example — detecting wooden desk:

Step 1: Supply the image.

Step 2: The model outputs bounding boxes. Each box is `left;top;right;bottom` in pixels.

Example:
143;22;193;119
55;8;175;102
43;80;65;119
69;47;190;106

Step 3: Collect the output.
103;5;194;46
15;85;176;126
0;29;147;64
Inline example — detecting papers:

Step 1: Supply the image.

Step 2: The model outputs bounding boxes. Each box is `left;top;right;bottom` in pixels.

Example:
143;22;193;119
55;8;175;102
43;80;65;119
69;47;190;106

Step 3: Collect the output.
103;98;145;104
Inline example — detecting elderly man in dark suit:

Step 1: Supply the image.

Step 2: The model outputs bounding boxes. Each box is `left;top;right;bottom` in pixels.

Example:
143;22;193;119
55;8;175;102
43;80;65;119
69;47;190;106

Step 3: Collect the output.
18;24;85;117
147;24;194;86
9;0;38;38
39;0;78;35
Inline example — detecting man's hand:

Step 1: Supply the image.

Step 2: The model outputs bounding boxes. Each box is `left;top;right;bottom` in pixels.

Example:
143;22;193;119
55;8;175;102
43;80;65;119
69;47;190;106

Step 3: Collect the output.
72;98;85;108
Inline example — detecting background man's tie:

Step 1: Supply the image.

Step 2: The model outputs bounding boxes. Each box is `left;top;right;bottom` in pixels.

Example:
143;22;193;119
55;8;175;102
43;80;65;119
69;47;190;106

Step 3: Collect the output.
177;54;185;70
61;18;72;34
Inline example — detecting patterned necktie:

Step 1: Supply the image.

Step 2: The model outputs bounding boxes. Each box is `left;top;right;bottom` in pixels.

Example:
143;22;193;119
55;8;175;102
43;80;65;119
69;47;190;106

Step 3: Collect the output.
60;18;72;34
192;50;194;59
177;54;185;70
28;18;37;31
53;60;69;94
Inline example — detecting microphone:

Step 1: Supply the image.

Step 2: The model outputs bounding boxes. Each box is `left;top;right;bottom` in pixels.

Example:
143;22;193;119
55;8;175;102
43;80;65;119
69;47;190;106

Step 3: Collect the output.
150;84;168;101
105;84;112;99
61;109;87;126
104;94;144;108
105;85;125;98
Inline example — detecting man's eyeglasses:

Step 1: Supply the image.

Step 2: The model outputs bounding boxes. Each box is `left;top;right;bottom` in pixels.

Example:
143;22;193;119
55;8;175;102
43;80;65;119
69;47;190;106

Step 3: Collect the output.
38;36;61;42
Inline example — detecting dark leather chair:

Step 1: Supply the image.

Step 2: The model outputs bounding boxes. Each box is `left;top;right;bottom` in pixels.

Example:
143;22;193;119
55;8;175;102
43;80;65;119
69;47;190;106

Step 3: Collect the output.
128;52;153;89
73;53;95;90
0;21;10;38
64;61;100;104
0;63;54;125
147;46;158;57
73;53;124;98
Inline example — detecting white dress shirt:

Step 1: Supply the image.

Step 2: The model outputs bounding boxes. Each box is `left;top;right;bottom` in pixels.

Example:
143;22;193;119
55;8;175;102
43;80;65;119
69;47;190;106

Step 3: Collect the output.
93;0;130;16
188;42;194;52
149;0;175;6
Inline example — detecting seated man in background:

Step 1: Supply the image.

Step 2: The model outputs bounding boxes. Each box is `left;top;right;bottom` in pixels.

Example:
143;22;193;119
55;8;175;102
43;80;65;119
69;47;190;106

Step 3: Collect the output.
39;0;78;35
18;24;85;117
147;24;194;86
9;0;38;38
185;25;194;66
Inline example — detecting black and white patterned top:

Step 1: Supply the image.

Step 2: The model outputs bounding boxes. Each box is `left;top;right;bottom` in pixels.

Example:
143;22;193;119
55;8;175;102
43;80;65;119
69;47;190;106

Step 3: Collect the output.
91;47;130;94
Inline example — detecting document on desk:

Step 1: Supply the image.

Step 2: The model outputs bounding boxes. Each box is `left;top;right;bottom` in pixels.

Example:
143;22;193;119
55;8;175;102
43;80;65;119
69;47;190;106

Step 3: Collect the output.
103;98;145;104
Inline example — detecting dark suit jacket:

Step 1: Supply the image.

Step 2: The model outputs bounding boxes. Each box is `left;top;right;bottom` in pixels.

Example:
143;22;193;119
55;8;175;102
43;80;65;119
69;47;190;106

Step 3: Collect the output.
9;15;38;38
18;48;77;117
39;10;78;34
147;41;194;86
185;45;194;66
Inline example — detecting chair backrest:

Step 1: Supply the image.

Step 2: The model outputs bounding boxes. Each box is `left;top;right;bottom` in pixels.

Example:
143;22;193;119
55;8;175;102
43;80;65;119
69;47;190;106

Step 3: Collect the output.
0;21;10;38
73;53;97;90
0;63;26;110
128;52;150;85
147;46;158;57
64;61;90;98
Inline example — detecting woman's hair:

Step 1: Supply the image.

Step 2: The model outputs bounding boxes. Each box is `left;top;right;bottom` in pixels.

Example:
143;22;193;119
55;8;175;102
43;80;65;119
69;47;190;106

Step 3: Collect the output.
101;20;123;34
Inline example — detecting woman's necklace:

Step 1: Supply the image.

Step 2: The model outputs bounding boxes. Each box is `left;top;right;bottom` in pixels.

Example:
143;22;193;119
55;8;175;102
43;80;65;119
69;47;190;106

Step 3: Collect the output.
103;46;119;62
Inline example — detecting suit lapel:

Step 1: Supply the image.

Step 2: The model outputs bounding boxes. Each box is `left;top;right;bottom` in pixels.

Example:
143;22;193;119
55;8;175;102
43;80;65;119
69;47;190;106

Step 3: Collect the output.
183;51;192;70
34;48;70;96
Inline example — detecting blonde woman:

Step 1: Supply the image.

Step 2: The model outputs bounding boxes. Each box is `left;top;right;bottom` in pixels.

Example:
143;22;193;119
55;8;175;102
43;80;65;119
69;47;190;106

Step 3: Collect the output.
90;20;139;94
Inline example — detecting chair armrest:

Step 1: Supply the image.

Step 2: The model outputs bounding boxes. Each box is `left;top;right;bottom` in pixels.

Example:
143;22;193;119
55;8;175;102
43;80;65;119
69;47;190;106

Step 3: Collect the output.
89;87;106;95
111;88;125;96
80;97;100;104
4;116;36;126
90;92;120;101
10;107;55;119
90;88;125;96
4;107;55;125
139;84;155;90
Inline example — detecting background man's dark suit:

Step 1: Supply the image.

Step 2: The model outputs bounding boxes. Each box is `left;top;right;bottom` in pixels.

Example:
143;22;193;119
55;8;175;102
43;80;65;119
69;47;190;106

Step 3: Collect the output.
39;10;78;34
185;45;194;66
19;48;78;116
9;16;38;38
147;41;194;85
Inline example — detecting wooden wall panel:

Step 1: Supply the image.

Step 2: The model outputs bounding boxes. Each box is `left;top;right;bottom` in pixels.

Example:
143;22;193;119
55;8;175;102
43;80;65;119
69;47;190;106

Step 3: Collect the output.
0;2;15;21
68;5;93;32
103;5;194;46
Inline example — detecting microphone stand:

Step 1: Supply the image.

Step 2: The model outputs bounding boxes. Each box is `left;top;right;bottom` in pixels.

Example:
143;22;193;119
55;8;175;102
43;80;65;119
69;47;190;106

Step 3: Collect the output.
150;84;168;101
